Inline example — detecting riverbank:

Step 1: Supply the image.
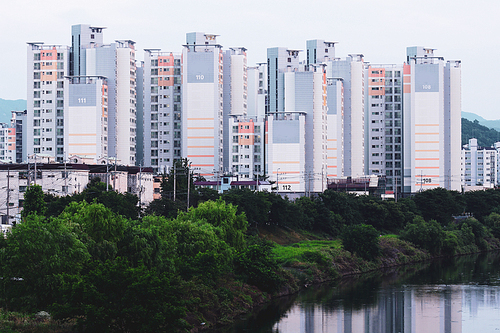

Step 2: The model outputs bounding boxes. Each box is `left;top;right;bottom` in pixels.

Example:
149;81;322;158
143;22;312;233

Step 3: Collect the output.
1;226;499;333
193;226;500;332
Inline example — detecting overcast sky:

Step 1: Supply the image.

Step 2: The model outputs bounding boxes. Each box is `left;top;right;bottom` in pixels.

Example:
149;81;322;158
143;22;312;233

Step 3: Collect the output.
1;0;498;119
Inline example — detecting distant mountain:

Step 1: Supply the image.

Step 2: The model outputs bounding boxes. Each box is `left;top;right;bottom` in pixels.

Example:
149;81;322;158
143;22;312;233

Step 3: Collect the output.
0;98;26;124
462;111;500;131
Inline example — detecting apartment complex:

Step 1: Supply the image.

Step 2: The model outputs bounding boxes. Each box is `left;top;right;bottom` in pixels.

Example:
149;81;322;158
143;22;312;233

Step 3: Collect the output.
403;47;461;192
24;26;463;197
461;138;497;188
181;32;224;178
27;25;136;165
307;40;365;179
0;124;16;163
27;43;70;162
365;64;404;194
141;49;182;173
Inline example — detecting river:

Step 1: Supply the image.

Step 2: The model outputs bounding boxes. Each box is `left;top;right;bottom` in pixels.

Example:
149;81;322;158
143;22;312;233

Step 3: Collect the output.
217;251;500;332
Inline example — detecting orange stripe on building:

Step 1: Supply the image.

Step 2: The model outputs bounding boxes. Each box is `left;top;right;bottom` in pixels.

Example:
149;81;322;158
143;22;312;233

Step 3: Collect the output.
327;174;338;177
327;139;337;141
415;166;439;169
68;133;97;136
327;148;337;150
415;149;439;152
281;181;300;184
327;165;337;168
327;157;337;159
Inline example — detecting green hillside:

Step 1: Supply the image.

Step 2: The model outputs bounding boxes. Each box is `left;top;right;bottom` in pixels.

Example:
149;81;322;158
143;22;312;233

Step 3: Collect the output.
462;118;500;147
0;98;26;124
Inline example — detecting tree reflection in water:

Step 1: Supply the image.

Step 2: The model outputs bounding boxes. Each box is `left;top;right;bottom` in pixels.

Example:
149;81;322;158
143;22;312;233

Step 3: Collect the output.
216;251;500;333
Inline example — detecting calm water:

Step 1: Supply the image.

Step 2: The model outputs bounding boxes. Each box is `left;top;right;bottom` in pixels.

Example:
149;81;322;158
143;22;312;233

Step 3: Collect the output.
219;252;500;333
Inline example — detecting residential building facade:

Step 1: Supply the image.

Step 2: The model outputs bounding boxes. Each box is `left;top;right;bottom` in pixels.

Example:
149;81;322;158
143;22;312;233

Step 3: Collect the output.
181;32;224;179
142;50;182;173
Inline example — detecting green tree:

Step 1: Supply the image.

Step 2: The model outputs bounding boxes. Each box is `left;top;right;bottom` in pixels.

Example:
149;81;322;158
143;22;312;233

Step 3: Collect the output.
412;188;464;225
43;178;141;220
54;259;188;333
0;214;89;310
222;188;270;227
160;158;196;203
234;238;285;293
340;224;380;260
178;199;248;251
21;185;46;218
400;216;445;254
464;189;500;223
320;190;362;226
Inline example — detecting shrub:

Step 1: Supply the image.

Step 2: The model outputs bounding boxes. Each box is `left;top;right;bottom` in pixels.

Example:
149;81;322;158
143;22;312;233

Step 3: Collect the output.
400;217;445;255
340;224;380;261
234;239;284;293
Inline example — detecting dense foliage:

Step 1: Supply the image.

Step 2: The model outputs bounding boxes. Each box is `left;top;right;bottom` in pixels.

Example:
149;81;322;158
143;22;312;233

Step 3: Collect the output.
3;179;500;331
462;118;500;147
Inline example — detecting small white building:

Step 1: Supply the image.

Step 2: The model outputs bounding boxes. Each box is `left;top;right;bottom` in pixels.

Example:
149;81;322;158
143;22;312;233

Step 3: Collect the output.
0;163;90;224
461;138;497;190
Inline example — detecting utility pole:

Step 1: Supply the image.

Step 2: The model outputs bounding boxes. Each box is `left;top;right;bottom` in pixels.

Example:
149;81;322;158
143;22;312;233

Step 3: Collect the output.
64;153;67;194
6;168;10;223
27;161;31;189
420;170;423;192
187;163;191;211
173;166;176;201
113;161;117;191
138;163;142;209
34;155;37;186
395;178;398;203
106;156;109;191
276;168;280;193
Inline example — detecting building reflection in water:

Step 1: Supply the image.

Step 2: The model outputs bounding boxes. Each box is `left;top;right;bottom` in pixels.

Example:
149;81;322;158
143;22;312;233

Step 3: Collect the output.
273;285;500;333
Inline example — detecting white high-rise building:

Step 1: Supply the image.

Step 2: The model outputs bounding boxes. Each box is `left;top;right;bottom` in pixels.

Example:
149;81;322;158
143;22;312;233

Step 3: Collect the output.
365;64;404;194
223;47;248;172
461;138;496;189
266;46;328;194
27;43;70;162
64;76;108;160
83;39;137;165
403;47;461;192
306;40;365;178
182;32;224;179
141;50;182;173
